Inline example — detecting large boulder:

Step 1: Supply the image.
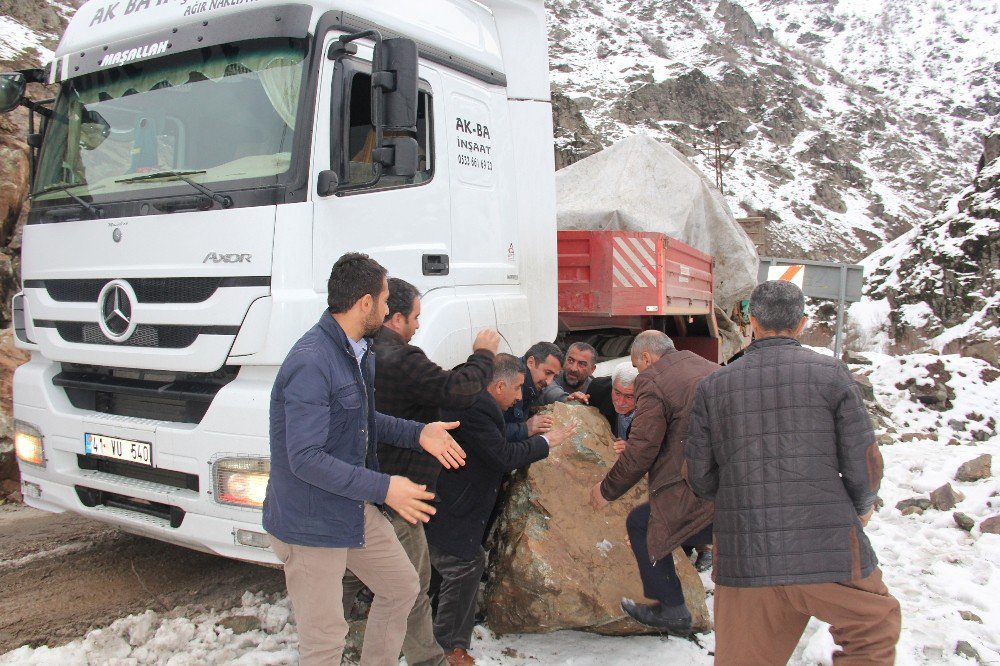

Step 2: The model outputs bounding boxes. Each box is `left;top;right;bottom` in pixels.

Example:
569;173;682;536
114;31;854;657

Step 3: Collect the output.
486;402;711;636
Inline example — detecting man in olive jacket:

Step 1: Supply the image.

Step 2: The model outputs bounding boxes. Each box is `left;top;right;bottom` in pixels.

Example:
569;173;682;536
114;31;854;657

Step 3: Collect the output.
589;330;718;635
685;280;900;665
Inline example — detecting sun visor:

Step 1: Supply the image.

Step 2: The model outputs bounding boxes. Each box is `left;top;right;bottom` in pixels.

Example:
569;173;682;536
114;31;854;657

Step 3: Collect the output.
49;3;312;84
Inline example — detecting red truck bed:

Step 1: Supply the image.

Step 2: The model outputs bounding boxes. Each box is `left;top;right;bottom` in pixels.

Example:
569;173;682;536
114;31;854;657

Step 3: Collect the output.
557;230;713;317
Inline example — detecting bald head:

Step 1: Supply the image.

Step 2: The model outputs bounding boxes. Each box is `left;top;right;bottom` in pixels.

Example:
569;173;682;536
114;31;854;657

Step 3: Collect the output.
630;330;675;372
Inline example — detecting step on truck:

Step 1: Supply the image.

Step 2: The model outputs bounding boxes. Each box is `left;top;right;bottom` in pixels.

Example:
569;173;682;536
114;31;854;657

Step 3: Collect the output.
1;0;558;564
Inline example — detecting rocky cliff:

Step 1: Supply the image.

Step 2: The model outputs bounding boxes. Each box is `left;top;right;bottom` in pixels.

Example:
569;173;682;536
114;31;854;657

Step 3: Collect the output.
864;131;999;364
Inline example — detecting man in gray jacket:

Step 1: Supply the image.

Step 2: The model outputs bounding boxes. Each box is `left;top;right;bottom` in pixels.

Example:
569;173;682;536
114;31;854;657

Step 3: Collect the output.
685;280;900;665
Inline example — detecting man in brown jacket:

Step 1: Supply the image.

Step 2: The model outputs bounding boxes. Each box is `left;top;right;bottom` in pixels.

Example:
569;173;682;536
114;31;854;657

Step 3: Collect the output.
685;280;900;665
589;330;718;635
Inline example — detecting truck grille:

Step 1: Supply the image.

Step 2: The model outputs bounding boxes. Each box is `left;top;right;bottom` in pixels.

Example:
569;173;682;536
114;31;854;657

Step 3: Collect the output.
25;276;269;303
56;363;238;424
49;322;238;348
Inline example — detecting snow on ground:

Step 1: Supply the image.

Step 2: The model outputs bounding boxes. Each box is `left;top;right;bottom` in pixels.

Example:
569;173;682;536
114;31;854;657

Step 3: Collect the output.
3;353;999;665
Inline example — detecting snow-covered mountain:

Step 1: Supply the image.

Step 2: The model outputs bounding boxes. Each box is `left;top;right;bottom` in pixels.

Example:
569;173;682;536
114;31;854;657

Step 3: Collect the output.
547;0;999;261
1;0;998;327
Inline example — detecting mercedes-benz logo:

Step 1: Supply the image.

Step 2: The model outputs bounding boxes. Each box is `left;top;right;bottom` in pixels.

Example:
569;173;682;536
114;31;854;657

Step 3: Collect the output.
97;280;138;342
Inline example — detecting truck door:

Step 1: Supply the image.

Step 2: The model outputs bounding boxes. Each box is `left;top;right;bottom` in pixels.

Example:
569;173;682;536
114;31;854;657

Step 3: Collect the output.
311;36;473;365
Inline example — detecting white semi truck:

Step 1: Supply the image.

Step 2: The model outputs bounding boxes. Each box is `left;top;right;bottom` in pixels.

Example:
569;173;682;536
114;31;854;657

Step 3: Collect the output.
2;0;557;564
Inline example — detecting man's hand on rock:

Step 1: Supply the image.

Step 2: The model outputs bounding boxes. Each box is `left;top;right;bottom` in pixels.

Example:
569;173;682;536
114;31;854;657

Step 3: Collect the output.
589;482;609;510
419;421;466;469
612;439;627;455
544;423;576;448
526;414;553;436
566;391;590;404
385;476;436;524
473;329;501;354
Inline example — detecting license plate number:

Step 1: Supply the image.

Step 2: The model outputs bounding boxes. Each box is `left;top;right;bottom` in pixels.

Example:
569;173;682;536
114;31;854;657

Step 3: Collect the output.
84;433;152;467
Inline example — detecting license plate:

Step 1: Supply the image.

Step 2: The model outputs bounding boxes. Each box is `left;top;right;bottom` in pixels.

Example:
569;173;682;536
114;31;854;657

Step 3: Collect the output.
84;433;153;467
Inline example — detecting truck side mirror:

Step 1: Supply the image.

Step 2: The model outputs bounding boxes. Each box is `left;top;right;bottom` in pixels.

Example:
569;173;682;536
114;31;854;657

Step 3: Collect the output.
316;169;339;197
0;73;26;113
372;136;419;177
371;38;418;130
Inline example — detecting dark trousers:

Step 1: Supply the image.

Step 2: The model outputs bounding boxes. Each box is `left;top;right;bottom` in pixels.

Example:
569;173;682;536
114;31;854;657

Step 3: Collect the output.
428;542;486;651
626;502;712;606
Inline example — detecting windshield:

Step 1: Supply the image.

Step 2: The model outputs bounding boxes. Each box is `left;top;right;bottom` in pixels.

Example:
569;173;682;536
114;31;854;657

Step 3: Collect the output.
33;39;306;203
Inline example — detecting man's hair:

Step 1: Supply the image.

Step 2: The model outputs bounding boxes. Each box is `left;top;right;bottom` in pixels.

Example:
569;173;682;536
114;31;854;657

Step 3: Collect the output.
612;363;639;388
567;341;598;364
749;280;806;333
385;277;420;321
493;353;525;385
630;330;675;359
525;341;564;367
327;253;387;313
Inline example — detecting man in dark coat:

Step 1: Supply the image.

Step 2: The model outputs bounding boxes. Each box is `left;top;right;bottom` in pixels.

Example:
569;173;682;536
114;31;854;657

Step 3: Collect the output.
587;362;639;451
589;330;719;635
539;341;598;404
426;354;574;665
341;277;499;666
503;341;563;441
685;280;900;665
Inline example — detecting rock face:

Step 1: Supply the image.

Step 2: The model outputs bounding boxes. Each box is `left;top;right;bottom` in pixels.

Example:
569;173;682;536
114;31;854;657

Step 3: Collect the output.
0;329;29;487
486;402;711;636
867;132;1000;355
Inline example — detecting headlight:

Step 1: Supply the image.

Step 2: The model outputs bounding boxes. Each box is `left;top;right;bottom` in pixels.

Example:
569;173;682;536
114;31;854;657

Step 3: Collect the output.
213;457;269;508
14;420;45;467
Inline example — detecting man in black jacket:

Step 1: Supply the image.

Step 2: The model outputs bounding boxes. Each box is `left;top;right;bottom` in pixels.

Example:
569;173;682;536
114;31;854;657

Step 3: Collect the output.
587;362;639;451
342;277;499;666
503;341;563;441
685;280;900;665
426;354;574;665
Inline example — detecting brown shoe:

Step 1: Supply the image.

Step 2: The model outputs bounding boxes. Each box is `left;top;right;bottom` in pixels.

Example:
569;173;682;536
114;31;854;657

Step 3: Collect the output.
446;647;475;665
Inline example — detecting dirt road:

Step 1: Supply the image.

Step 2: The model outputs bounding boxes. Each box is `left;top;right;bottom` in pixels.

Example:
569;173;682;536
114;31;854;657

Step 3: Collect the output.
0;503;284;653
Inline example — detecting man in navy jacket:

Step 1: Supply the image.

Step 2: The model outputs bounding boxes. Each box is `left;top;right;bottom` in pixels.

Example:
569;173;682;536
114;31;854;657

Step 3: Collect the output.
426;354;574;665
264;253;467;666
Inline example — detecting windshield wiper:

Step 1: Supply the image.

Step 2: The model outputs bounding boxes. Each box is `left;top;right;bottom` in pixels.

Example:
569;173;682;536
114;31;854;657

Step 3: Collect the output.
31;182;101;218
116;170;233;209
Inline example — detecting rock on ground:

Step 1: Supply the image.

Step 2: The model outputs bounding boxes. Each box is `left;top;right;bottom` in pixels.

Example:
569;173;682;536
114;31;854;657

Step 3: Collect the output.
930;483;964;511
955;454;992;483
979;516;1000;535
486;402;711;636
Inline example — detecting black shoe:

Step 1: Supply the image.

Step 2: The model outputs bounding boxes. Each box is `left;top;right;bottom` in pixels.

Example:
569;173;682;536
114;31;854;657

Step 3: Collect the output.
694;549;713;572
620;598;693;636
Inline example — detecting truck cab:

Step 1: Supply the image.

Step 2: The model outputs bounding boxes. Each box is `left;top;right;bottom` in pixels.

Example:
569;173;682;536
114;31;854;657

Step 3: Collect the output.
4;0;556;563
